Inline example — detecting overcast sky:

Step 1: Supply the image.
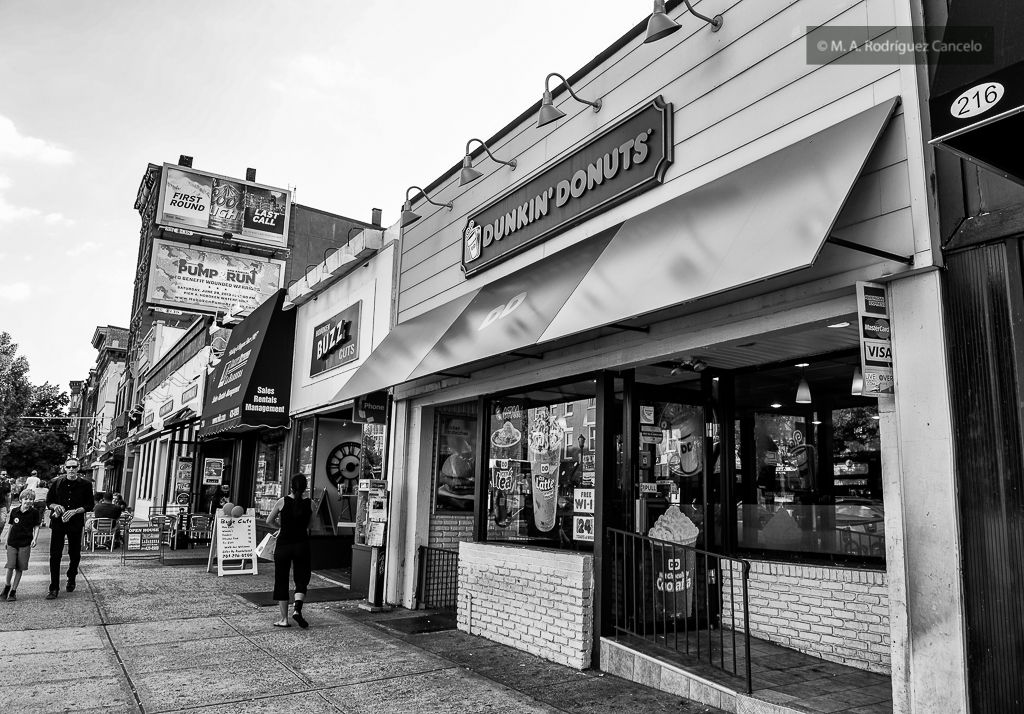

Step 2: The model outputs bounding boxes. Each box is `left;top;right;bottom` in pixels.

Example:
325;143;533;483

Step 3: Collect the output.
0;0;646;391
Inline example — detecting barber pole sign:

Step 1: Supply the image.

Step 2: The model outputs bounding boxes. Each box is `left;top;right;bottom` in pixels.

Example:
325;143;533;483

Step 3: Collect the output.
856;282;894;396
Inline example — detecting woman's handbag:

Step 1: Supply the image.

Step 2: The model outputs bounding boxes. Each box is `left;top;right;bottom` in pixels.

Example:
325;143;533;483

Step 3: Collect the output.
255;532;277;560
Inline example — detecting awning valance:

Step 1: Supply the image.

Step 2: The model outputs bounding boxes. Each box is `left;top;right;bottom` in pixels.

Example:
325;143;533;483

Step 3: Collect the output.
197;289;295;438
335;98;897;401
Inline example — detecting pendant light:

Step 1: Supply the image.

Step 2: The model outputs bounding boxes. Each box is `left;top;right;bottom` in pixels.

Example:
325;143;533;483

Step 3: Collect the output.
795;364;811;404
851;366;864;396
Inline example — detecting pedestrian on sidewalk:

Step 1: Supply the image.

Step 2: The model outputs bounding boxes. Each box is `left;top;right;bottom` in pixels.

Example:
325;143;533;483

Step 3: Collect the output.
44;458;94;599
265;473;312;629
2;489;41;601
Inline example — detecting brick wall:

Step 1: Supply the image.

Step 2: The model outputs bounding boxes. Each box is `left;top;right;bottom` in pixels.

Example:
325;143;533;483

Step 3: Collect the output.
457;542;594;669
723;561;890;674
428;514;473;549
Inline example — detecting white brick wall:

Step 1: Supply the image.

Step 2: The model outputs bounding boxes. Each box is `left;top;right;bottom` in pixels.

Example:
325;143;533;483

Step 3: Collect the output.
723;561;890;674
428;514;473;549
457;542;594;669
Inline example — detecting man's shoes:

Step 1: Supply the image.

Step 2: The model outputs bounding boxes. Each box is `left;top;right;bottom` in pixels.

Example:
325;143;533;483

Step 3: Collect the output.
1;585;9;599
45;590;58;600
66;578;76;592
6;591;15;601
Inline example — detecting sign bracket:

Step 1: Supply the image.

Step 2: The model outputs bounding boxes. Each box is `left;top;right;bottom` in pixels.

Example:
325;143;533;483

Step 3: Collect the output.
827;236;913;265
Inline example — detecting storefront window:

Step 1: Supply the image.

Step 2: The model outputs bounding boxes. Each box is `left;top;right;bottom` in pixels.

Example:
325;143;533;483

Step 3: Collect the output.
254;435;285;521
485;380;597;550
293;417;315;478
433;412;477;513
734;356;885;562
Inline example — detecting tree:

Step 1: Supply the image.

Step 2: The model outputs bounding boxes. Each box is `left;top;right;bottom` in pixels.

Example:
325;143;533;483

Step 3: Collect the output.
4;382;75;478
0;332;33;471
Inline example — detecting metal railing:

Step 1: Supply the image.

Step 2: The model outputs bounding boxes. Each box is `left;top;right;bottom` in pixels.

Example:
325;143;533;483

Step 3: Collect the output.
417;545;459;612
609;528;752;693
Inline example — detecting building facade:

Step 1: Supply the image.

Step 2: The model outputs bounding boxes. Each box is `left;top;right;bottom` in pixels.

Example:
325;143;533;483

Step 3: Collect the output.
333;2;965;712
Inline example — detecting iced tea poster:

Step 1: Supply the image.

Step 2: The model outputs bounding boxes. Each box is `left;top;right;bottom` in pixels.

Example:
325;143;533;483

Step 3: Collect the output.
147;239;284;314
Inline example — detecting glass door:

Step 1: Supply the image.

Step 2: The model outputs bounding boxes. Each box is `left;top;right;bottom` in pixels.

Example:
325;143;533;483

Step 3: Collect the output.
634;395;707;549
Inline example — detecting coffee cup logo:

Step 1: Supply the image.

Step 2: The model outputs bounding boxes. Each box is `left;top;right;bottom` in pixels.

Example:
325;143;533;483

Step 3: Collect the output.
465;220;482;262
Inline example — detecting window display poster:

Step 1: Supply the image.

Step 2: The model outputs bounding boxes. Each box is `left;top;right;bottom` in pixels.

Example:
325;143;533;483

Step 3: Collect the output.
434;415;477;512
203;458;224;486
489;404;525;530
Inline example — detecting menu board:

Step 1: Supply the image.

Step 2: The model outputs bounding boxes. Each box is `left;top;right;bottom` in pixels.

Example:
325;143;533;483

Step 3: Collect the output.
207;515;258;577
434;414;477;512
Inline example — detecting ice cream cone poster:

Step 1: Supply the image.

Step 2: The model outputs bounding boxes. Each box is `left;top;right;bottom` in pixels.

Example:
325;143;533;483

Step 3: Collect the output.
528;407;565;532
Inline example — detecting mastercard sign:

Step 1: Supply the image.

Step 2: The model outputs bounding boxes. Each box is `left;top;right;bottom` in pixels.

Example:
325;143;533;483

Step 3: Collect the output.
856;282;894;396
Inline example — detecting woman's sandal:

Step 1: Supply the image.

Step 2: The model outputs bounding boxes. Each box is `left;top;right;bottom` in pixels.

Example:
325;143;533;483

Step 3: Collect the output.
273;621;291;628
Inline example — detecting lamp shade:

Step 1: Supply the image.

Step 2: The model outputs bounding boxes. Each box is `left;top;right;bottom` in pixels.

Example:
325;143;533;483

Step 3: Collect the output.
459;163;484;186
796;376;812;403
537;90;566;127
851;366;864;395
645;0;681;43
400;200;421;228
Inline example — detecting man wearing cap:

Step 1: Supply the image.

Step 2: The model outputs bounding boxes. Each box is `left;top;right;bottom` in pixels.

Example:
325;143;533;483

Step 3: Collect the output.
45;458;94;599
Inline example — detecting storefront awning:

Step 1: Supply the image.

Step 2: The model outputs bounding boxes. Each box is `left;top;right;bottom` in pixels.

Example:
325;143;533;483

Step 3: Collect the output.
197;289;295;438
928;0;1024;184
333;231;614;402
541;98;898;341
336;98;896;398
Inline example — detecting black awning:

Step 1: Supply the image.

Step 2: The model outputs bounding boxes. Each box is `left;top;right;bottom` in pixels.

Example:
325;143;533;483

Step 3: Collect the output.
929;0;1024;184
197;289;295;438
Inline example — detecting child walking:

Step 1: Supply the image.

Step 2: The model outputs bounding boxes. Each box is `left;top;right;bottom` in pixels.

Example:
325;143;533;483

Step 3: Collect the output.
2;489;41;601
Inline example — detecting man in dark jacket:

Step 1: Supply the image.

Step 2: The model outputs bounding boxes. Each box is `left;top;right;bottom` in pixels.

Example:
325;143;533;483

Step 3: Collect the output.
45;458;94;599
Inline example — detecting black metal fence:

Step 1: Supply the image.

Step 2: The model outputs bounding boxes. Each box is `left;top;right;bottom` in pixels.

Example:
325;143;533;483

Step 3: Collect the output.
609;528;752;693
417;545;459;612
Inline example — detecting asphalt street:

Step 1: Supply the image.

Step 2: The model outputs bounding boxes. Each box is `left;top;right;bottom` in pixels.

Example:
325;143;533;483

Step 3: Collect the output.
0;526;722;714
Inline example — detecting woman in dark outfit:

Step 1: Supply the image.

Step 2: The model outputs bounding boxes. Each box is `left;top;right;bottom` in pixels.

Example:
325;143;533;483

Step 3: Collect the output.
266;474;312;628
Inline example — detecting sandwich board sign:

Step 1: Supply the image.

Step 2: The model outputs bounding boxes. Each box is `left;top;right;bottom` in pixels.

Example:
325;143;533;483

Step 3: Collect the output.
206;511;258;576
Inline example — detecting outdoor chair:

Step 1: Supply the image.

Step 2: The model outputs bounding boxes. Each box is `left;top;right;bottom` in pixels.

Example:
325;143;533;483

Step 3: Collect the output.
148;514;174;549
185;514;213;548
89;518;117;552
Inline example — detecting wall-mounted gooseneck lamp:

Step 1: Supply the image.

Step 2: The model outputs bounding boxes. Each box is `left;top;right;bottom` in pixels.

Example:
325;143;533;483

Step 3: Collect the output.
401;186;453;228
460;139;517;186
645;0;723;43
537;72;602;128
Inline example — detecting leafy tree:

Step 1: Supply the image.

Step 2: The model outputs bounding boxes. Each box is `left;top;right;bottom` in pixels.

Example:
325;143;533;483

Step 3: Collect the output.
0;332;33;471
0;337;74;479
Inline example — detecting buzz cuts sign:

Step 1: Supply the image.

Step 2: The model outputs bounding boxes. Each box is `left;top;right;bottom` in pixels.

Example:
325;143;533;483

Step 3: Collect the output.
461;97;673;276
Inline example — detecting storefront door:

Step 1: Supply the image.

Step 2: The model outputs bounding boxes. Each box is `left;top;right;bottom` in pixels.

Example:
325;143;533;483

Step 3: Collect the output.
629;385;711;549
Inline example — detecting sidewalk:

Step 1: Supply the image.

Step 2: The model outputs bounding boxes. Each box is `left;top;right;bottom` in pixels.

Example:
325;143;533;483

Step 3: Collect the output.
1;527;724;714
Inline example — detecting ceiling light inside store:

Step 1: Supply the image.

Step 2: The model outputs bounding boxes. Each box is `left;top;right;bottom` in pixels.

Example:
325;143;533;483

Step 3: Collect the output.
851;366;864;395
770;403;782;409
795;363;810;368
827;322;851;328
796;377;812;404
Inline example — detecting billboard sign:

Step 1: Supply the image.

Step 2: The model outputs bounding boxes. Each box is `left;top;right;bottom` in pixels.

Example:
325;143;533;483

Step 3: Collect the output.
147;239;284;314
156;163;292;248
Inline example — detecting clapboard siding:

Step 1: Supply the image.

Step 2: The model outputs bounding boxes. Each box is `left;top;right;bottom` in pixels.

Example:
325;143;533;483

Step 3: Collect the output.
397;0;920;322
399;0;858;269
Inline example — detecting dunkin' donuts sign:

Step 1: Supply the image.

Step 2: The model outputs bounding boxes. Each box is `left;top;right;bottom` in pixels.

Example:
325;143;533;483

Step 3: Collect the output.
462;97;673;275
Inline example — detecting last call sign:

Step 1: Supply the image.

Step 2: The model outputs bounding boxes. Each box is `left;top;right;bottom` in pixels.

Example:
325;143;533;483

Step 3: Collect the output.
310;301;361;377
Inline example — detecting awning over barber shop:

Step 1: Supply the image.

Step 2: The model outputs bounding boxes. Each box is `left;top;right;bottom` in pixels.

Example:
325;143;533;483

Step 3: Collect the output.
335;97;897;400
197;289;295;438
928;0;1024;184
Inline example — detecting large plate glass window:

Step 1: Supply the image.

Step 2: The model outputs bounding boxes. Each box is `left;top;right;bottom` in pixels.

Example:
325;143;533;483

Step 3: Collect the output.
484;380;597;550
734;354;884;563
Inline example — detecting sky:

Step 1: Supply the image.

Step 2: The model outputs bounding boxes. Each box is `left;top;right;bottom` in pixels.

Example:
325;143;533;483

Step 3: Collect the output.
0;0;647;392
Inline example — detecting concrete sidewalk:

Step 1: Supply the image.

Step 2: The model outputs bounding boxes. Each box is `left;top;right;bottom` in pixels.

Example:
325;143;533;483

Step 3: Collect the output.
1;527;723;714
